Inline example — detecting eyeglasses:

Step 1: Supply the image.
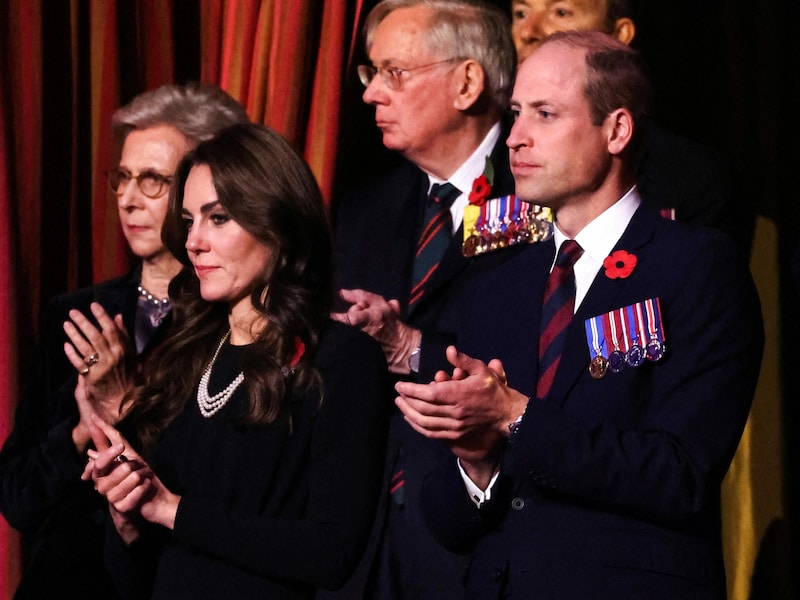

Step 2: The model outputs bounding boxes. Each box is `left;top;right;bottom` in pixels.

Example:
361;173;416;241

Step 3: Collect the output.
107;168;173;199
357;58;461;91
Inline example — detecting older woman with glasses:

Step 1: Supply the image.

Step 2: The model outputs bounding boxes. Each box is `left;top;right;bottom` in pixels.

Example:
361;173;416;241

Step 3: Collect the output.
0;83;248;599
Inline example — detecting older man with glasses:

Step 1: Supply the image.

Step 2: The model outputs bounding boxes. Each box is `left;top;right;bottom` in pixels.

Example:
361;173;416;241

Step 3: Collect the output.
329;1;520;598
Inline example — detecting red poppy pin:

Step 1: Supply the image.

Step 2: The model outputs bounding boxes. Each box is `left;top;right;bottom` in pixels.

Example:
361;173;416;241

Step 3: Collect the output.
603;250;637;279
468;156;495;206
289;337;306;368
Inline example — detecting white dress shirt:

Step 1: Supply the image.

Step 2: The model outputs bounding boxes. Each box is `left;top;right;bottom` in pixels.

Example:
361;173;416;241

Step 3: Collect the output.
425;122;502;234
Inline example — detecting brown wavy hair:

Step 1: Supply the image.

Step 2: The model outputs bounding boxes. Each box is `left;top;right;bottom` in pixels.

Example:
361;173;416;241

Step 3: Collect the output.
122;123;332;451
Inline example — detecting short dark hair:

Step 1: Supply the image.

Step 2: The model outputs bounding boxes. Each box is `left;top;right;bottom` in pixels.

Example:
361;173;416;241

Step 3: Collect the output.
541;30;651;165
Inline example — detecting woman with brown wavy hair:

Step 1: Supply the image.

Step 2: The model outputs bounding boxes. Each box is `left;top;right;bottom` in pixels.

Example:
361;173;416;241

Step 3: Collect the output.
81;123;390;599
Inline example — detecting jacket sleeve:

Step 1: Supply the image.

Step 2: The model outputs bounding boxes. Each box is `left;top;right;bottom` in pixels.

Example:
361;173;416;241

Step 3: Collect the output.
0;296;89;530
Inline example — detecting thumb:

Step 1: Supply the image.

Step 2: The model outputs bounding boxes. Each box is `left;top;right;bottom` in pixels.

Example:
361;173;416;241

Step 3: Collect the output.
338;288;361;304
90;413;132;452
387;299;402;316
87;417;112;452
445;345;486;375
487;358;507;385
114;313;129;337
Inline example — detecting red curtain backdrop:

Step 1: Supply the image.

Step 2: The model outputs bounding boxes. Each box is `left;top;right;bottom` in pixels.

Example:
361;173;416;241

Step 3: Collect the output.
199;0;350;200
0;1;357;594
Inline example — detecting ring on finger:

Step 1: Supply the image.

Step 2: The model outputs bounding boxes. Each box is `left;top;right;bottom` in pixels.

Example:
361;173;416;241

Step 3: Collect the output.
85;353;100;366
113;454;129;464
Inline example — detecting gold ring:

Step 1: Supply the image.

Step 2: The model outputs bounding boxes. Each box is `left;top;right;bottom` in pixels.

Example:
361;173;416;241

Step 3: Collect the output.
85;353;100;366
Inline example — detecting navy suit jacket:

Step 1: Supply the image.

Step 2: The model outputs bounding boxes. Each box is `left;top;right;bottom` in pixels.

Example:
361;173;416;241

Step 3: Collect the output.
330;131;528;599
333;129;522;379
422;206;764;599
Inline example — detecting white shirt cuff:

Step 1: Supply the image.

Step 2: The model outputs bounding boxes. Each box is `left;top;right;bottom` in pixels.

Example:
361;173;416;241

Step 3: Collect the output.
457;458;500;508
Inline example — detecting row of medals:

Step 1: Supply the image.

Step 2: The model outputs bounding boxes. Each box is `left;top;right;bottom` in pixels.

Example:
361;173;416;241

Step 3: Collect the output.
589;337;666;380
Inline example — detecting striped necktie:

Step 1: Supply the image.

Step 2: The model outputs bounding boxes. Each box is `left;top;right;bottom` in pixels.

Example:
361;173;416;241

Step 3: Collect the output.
537;239;584;399
409;182;460;308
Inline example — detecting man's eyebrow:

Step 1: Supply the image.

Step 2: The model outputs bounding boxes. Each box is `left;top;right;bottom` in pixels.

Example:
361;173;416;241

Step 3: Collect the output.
510;99;552;109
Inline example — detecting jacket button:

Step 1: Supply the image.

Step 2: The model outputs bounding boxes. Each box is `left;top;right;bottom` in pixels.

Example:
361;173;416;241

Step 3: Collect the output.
511;497;525;510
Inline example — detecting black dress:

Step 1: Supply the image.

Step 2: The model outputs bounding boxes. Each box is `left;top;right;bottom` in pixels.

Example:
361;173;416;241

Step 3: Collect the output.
105;321;391;599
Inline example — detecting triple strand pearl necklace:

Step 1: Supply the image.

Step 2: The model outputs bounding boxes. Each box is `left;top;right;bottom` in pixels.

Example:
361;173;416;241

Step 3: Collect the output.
197;330;245;418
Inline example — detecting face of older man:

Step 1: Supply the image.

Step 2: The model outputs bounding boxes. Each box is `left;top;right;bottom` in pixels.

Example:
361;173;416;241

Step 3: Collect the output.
506;41;611;214
362;6;464;168
511;0;608;63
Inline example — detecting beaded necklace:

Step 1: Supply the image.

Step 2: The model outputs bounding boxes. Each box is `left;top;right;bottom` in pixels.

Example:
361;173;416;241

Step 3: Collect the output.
137;284;171;326
196;330;245;418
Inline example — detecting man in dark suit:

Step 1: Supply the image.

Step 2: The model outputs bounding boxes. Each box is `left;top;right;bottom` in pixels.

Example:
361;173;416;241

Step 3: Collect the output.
396;30;763;599
330;1;520;597
509;0;752;251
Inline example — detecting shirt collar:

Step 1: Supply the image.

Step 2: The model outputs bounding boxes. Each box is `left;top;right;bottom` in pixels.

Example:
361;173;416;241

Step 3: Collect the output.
552;185;641;263
425;123;502;231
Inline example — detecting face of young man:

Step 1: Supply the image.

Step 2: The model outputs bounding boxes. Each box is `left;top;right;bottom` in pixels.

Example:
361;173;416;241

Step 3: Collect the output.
506;42;612;215
511;0;608;63
361;6;464;168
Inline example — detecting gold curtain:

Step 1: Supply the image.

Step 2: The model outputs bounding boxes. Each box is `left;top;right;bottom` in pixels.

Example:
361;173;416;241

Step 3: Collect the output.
199;0;349;201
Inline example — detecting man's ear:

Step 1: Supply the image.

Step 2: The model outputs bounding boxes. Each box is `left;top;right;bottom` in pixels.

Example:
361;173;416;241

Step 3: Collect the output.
453;59;485;111
605;108;634;156
612;17;636;46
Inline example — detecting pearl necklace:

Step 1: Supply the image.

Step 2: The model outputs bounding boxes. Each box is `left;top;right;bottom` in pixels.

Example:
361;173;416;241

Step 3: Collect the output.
137;284;171;326
196;330;245;418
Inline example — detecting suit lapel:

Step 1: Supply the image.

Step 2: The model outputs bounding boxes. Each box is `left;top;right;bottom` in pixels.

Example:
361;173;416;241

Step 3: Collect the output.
408;130;514;319
546;206;659;405
391;168;429;316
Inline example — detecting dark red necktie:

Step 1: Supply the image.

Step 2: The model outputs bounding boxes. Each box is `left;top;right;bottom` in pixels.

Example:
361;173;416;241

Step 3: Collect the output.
537;239;584;399
409;183;460;308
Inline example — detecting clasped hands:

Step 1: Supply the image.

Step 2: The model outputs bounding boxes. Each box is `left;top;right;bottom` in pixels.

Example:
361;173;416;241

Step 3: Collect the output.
80;409;179;544
395;346;529;489
331;289;421;374
67;304;178;543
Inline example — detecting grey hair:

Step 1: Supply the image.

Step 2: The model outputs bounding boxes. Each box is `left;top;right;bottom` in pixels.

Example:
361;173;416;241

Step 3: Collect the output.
111;82;250;147
364;0;516;109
